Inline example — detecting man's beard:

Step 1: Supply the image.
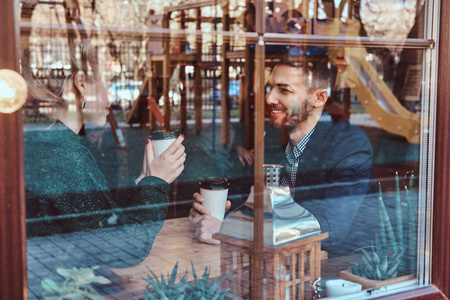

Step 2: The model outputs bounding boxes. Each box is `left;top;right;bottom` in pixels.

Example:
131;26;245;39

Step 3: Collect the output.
287;100;313;130
269;100;313;131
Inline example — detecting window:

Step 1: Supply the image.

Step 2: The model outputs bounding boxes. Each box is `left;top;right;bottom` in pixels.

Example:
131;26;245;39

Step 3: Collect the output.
1;0;448;299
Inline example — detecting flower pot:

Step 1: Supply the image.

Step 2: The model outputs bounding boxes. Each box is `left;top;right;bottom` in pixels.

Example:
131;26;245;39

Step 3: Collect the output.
339;269;415;290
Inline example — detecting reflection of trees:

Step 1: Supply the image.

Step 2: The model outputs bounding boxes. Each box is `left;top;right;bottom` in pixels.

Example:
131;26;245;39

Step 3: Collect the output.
356;0;425;112
90;0;148;29
360;0;425;61
24;0;231;81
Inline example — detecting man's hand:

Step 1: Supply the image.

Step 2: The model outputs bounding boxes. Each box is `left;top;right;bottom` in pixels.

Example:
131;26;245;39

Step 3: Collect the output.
189;192;231;244
190;215;223;245
236;145;255;167
189;192;231;218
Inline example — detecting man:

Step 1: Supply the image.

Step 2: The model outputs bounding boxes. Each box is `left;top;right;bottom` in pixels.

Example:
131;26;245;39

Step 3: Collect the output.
189;53;377;256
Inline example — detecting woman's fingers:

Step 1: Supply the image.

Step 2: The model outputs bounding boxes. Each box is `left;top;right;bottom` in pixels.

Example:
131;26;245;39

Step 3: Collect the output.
146;139;156;159
175;163;185;178
142;142;149;175
176;153;186;168
172;144;186;160
162;135;184;156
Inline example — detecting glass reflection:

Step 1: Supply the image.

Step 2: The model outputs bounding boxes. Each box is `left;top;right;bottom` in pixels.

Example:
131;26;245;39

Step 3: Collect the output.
22;1;186;298
20;0;426;299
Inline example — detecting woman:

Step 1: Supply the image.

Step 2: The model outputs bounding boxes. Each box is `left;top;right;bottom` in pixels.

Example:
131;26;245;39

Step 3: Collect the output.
23;30;185;268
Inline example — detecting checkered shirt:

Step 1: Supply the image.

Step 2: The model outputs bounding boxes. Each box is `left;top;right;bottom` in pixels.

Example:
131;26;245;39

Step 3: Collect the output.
281;127;316;198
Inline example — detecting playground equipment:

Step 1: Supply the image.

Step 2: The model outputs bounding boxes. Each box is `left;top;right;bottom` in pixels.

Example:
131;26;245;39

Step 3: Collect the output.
134;0;423;147
327;19;421;144
21;0;424;147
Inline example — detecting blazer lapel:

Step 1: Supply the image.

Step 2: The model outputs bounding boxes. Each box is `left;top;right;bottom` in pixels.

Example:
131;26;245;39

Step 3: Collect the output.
295;112;334;188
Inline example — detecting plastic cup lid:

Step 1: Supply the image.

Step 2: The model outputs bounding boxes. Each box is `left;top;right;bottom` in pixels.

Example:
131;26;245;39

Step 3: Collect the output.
199;177;230;190
148;130;179;140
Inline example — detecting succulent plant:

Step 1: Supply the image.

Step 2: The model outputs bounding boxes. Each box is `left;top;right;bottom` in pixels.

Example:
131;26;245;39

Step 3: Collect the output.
350;236;404;280
184;262;230;300
143;262;230;300
41;266;111;300
143;262;189;300
405;172;417;274
351;171;418;280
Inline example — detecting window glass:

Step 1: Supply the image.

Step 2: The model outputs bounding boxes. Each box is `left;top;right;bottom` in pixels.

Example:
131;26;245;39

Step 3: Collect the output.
21;0;433;299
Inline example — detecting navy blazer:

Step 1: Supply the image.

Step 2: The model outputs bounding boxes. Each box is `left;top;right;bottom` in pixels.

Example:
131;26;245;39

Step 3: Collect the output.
292;112;377;253
228;111;377;256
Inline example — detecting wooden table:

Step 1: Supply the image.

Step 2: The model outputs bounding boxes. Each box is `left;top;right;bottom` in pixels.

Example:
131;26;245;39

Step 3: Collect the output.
110;217;354;299
111;217;222;296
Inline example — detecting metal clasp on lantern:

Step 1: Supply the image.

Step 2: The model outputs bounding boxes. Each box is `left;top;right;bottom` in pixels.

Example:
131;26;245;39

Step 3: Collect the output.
313;277;322;299
276;264;284;280
263;164;283;188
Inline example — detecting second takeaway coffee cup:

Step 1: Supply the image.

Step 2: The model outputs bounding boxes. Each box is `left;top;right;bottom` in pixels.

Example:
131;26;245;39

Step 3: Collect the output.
199;177;230;221
149;130;180;157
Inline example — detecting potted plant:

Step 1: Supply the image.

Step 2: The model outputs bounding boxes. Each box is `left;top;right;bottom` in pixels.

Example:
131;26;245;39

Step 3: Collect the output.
143;262;230;299
340;172;417;290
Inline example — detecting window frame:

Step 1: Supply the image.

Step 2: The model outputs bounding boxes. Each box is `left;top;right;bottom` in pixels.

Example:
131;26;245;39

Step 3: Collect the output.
1;0;450;299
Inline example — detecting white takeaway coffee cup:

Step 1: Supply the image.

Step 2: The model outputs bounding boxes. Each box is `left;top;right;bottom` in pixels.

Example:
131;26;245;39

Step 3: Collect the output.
149;130;180;157
199;177;230;221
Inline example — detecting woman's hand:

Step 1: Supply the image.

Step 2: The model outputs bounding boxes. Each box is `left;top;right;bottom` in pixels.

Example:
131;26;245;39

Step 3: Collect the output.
136;135;186;184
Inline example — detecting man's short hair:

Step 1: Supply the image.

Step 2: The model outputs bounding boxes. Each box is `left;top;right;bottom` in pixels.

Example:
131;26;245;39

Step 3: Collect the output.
269;47;338;92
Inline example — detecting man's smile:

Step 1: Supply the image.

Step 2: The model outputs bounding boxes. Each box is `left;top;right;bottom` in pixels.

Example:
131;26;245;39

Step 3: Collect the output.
269;106;289;114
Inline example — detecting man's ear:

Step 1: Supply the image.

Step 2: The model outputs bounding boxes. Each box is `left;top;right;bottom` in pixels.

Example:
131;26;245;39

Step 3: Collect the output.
312;89;328;108
73;71;86;96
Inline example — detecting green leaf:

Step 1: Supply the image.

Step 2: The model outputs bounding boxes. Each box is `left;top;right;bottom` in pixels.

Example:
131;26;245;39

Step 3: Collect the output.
361;248;372;264
378;183;399;253
378;183;388;247
169;262;179;288
395;172;404;248
208;279;220;294
375;266;383;280
375;235;383;257
201;266;210;290
41;279;60;293
386;257;402;280
351;264;360;276
372;250;380;266
89;276;111;284
380;255;388;275
191;262;200;289
56;268;71;278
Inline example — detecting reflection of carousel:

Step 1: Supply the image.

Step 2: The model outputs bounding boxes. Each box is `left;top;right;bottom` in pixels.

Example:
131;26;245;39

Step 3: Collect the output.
214;165;328;299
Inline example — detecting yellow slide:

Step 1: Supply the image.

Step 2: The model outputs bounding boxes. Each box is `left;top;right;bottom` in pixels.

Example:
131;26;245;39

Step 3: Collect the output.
315;18;421;144
338;50;420;144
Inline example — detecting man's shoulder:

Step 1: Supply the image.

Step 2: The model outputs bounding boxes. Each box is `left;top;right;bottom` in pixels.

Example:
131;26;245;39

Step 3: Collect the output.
320;112;369;140
313;112;372;158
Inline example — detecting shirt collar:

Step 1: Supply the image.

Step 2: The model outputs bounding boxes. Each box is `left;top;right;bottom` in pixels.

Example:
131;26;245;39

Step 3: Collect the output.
285;126;316;164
